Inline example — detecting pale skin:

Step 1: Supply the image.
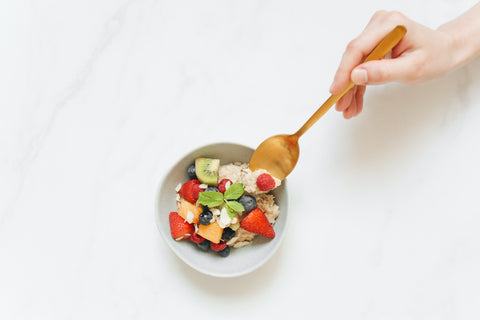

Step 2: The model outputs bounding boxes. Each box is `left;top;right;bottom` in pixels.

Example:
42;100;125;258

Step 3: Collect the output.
330;3;480;119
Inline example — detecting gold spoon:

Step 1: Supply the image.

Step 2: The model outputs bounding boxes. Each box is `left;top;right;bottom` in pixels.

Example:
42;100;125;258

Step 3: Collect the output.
249;25;407;180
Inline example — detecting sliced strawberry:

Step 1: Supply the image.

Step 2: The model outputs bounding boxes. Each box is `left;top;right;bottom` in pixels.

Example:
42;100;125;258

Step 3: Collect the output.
192;184;203;200
240;207;275;239
169;211;194;240
210;241;227;252
190;232;205;244
178;179;201;204
256;173;276;191
218;179;232;193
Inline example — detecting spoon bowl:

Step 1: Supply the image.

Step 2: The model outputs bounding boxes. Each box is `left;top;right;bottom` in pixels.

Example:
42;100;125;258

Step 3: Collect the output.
249;134;299;180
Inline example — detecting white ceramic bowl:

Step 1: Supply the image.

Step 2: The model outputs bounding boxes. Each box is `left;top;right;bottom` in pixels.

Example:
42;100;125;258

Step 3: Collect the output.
155;142;288;278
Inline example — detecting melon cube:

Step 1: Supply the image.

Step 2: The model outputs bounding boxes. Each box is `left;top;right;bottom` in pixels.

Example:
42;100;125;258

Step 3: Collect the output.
198;221;223;244
177;200;202;224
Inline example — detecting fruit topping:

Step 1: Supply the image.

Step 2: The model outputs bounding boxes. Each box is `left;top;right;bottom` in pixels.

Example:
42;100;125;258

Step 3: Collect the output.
198;183;245;223
217;246;230;257
169;211;194;240
239;207;275;239
178;179;201;204
197;220;223;243
210;241;227;252
229;223;240;231
221;227;236;242
170;158;280;258
196;239;210;251
237;194;256;212
198;207;213;226
177;200;203;224
218;179;233;193
187;163;197;180
190;232;205;244
256;173;276;192
216;207;232;228
205;186;219;192
195;158;220;186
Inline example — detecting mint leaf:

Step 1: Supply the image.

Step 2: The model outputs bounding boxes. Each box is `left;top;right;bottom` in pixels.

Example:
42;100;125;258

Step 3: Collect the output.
223;183;244;200
225;200;245;213
225;206;236;219
198;191;224;207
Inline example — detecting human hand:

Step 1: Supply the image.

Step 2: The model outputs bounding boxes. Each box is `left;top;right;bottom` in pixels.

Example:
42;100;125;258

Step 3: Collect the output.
329;11;457;119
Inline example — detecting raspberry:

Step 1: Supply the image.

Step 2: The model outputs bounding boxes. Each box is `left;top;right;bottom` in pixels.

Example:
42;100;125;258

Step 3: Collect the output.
190;232;204;244
218;179;232;193
256;173;276;191
210;241;227;252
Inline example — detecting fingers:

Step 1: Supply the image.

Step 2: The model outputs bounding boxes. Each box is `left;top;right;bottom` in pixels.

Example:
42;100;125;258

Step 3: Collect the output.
330;46;365;94
343;102;357;119
329;42;366;94
354;85;366;116
335;87;355;112
336;85;366;119
350;54;419;85
330;10;411;94
330;10;417;119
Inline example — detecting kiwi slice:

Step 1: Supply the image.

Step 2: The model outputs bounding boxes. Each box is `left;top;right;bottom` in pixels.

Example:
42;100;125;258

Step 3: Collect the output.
195;158;220;186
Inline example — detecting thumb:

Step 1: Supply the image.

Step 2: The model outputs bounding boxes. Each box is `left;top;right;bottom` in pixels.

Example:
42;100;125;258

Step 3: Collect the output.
351;56;417;85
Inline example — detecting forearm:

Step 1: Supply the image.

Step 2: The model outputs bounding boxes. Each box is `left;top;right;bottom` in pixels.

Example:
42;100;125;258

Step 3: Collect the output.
437;2;480;69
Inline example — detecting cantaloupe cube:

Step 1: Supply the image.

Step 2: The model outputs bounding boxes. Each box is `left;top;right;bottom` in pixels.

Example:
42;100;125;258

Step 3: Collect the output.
198;221;223;244
177;200;202;224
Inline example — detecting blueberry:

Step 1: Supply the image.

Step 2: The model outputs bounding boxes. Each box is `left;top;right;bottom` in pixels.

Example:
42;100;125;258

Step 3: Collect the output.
199;208;213;225
187;163;197;179
196;239;210;251
221;227;236;242
205;186;219;192
217;246;230;257
238;194;256;213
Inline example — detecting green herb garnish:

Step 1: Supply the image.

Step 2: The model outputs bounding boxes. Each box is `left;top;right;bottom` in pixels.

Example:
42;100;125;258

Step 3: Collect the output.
198;183;246;218
223;183;244;200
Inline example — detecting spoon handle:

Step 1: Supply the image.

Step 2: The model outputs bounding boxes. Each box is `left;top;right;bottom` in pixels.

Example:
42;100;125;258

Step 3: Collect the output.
294;25;407;138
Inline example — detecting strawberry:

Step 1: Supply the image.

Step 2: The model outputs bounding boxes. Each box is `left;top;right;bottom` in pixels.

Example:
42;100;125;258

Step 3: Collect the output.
218;179;232;193
256;173;276;191
178;179;201;204
169;211;194;240
240;207;275;238
190;232;204;244
210;241;227;252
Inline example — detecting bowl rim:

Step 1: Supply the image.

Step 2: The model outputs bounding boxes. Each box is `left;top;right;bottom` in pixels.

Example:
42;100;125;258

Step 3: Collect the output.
154;142;288;278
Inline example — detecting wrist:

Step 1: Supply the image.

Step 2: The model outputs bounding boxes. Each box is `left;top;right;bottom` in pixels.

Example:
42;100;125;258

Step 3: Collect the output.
437;3;480;70
437;26;468;70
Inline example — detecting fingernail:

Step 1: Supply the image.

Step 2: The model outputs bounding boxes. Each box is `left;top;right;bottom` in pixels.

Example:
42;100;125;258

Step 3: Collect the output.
351;68;368;84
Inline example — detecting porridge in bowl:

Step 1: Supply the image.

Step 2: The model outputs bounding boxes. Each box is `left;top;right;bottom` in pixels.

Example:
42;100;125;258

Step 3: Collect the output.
168;157;281;257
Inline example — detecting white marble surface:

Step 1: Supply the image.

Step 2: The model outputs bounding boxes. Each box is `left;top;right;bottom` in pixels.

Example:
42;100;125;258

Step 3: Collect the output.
2;0;480;319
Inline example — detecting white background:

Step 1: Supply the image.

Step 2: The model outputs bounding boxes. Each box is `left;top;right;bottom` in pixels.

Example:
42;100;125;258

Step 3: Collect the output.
1;0;480;319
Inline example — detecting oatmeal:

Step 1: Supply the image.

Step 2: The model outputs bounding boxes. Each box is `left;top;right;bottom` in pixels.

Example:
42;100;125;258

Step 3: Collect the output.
168;157;280;257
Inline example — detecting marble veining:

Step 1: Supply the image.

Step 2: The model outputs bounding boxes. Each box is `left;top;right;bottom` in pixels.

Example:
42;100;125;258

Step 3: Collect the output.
1;0;480;319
